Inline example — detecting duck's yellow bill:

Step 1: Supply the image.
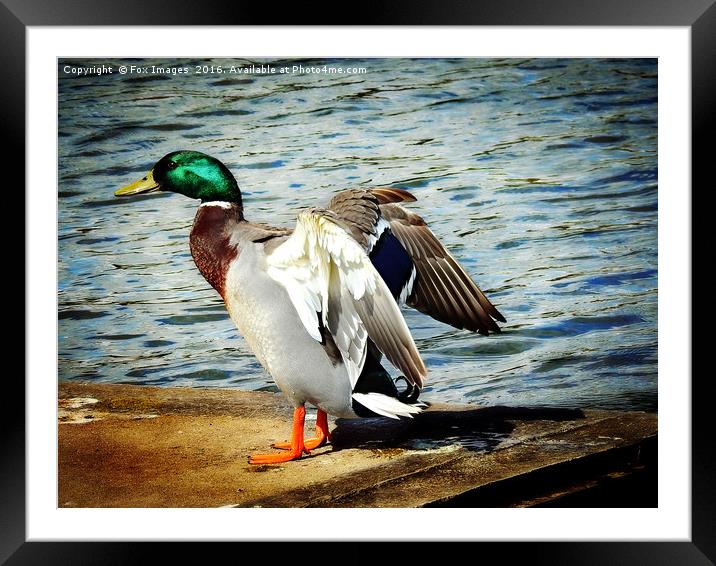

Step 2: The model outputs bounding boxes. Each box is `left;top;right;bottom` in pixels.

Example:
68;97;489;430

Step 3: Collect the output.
114;170;160;197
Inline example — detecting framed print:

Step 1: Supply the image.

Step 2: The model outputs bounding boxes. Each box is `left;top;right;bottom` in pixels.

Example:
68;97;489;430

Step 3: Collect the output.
9;0;710;563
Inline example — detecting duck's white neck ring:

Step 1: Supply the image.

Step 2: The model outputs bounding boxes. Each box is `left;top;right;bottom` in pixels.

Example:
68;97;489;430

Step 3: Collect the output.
200;201;233;209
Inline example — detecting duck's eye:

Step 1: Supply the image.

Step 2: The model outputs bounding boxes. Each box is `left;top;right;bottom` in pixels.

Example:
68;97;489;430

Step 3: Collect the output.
167;161;177;170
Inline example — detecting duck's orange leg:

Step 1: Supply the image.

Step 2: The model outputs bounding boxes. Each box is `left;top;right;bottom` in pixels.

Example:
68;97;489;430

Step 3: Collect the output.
249;406;306;465
272;409;332;451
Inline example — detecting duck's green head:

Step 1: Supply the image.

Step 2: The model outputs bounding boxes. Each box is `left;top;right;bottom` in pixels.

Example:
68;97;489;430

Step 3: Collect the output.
115;150;242;205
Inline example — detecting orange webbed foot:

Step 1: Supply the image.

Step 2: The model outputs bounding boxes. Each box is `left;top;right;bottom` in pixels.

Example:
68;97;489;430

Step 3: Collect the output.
249;450;303;465
254;408;333;463
249;406;308;465
272;437;324;451
272;409;332;451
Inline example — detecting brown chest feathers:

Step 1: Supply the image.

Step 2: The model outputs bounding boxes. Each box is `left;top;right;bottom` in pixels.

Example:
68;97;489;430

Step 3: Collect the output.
189;203;241;297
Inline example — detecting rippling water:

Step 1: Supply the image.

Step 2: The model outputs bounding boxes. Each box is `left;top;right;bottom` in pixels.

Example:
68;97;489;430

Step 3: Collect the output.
58;58;657;411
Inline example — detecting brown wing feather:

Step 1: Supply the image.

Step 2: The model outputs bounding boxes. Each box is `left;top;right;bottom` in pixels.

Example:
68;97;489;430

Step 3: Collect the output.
380;202;506;335
326;189;381;249
370;187;417;204
325;187;418;249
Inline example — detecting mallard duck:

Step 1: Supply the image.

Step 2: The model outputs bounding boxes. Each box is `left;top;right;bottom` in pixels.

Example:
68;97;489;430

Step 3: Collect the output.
115;150;505;464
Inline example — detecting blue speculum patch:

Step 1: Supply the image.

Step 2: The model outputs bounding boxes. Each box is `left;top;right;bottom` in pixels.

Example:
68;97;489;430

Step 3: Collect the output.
370;231;415;299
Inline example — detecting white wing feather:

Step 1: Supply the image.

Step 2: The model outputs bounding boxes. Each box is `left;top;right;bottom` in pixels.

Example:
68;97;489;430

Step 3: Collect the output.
266;210;426;390
352;393;424;419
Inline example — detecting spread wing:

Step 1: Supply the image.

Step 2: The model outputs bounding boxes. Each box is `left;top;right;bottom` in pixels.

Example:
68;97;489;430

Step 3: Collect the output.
378;199;506;335
321;186;505;335
265;207;427;388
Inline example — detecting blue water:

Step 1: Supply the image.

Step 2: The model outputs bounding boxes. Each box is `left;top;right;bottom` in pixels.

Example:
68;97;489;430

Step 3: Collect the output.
58;58;657;411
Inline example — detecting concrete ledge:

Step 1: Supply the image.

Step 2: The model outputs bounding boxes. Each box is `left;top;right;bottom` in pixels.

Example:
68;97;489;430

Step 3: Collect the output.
58;382;657;508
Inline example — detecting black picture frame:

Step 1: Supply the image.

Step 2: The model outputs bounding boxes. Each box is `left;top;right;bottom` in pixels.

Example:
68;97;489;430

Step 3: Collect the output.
7;1;709;563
